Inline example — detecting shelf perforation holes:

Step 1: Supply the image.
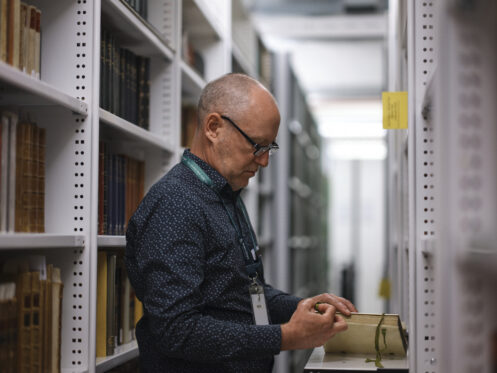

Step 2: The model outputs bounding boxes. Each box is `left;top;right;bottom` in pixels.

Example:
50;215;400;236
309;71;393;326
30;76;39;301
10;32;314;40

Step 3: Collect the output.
71;248;84;367
75;0;88;101
73;120;85;233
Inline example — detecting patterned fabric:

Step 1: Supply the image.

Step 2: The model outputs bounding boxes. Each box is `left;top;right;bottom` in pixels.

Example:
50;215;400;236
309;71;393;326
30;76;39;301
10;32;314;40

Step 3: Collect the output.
125;149;301;372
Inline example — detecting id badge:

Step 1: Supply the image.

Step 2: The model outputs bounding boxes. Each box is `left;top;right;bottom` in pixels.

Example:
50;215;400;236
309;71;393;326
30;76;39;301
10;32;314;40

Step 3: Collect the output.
249;281;269;325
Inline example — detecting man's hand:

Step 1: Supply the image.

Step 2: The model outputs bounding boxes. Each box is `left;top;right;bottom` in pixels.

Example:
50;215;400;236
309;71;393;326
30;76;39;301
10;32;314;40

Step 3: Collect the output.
280;294;349;351
322;293;358;316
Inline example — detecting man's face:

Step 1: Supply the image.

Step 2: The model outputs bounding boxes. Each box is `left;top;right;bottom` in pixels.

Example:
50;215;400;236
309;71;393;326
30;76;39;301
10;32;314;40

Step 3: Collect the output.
215;90;280;191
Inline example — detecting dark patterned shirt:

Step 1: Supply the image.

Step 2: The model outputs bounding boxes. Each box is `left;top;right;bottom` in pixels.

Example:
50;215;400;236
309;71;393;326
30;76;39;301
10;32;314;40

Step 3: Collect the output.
125;149;301;372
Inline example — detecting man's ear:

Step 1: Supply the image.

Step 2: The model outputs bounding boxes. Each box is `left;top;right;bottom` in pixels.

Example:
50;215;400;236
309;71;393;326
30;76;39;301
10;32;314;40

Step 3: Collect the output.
204;113;224;144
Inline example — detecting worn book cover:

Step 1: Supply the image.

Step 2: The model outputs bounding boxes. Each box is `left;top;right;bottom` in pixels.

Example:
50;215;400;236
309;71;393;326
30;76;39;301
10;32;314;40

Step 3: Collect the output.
324;313;408;356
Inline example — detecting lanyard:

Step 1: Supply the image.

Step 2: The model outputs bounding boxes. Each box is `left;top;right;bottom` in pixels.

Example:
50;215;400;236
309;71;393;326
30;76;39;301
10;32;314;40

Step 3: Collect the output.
182;156;261;278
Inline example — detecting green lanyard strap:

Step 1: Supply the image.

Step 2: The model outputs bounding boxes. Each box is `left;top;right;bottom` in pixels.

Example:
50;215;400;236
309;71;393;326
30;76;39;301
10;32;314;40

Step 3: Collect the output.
181;156;261;277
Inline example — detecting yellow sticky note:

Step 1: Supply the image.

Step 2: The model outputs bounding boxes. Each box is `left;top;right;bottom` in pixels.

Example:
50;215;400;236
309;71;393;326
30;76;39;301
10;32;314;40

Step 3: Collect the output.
382;91;408;129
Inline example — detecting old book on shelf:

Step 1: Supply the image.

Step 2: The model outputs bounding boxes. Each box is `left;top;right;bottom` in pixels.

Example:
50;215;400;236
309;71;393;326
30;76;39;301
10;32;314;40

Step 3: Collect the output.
6;111;18;233
96;251;108;357
7;0;21;68
50;266;63;373
106;253;117;355
17;271;32;372
0;282;17;373
0;114;9;232
0;0;7;62
29;270;43;372
324;313;408;356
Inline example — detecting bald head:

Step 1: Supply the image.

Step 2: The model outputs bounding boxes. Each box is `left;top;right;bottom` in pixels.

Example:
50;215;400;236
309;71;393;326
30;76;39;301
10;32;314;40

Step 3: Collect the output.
197;73;276;128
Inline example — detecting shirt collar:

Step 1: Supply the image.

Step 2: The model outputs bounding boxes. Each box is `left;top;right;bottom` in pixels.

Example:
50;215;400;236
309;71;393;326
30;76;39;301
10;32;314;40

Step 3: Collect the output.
183;149;239;197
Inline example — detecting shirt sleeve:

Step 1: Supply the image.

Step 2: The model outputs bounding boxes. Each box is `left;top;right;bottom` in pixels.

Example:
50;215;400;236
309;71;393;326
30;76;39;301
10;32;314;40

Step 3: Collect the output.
125;191;282;363
264;284;302;325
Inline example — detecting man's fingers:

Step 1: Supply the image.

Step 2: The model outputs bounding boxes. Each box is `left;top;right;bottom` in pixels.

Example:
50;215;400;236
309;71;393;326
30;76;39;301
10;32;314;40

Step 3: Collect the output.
332;314;348;333
338;296;358;312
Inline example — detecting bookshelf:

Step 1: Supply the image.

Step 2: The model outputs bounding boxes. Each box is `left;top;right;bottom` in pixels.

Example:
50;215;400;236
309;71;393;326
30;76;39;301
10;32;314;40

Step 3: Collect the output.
0;0;234;372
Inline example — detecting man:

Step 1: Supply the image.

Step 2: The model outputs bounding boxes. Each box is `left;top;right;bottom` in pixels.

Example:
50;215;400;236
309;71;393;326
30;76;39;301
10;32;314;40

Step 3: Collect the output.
125;73;356;372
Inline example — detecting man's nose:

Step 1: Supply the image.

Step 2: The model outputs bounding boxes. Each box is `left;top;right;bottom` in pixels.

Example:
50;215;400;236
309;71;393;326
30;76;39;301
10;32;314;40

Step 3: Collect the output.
254;151;270;167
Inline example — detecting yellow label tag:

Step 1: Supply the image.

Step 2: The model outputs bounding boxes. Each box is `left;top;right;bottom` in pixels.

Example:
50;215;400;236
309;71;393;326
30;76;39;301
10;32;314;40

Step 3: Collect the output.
382;92;408;129
378;278;391;299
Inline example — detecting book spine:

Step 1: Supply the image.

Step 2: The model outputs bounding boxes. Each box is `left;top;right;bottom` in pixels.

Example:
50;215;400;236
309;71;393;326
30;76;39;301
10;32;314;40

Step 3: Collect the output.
119;156;125;235
103;150;109;234
100;29;105;109
96;252;107;357
17;271;32;372
43;264;53;373
7;0;21;68
34;8;40;77
30;123;38;233
50;268;63;373
106;253;117;356
0;115;9;232
119;48;125;118
98;142;104;236
7;113;17;233
18;3;27;72
106;31;112;113
30;271;43;373
28;5;36;76
37;127;45;233
0;0;8;62
112;40;119;116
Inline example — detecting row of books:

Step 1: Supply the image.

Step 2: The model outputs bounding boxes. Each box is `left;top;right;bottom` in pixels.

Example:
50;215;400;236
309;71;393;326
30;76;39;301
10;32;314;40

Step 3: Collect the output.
0;0;41;77
0;111;45;233
0;256;63;373
98;143;145;236
121;0;147;20
100;28;151;130
97;250;143;357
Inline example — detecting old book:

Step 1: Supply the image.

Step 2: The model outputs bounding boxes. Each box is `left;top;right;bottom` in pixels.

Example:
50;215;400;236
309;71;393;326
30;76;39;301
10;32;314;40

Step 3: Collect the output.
96;251;107;357
36;127;45;233
18;2;27;72
106;253;117;355
50;267;62;373
0;282;17;373
7;0;20;68
30;271;43;373
324;313;408;356
27;5;36;76
133;295;143;328
0;0;7;62
42;264;52;373
98;142;104;235
34;8;40;77
17;271;32;372
0;114;8;232
6;111;17;232
14;121;29;232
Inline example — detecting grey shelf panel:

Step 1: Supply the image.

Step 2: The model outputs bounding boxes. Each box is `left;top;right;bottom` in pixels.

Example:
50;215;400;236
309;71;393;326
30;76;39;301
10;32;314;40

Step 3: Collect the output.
99;109;175;153
0;62;88;115
0;234;85;249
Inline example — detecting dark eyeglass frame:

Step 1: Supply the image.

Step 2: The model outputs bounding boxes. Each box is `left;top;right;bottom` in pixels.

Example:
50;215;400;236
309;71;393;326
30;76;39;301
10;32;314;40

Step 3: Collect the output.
220;115;279;157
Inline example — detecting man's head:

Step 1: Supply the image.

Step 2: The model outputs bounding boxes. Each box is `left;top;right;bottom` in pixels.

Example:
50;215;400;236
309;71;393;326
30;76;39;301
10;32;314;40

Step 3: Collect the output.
190;73;280;191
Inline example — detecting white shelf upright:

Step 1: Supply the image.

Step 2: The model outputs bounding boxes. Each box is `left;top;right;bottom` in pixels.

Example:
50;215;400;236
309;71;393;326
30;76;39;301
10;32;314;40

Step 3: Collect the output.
407;0;439;372
436;0;497;372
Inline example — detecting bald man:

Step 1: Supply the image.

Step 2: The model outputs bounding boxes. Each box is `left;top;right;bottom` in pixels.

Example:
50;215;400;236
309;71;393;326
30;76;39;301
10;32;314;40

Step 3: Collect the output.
125;73;356;372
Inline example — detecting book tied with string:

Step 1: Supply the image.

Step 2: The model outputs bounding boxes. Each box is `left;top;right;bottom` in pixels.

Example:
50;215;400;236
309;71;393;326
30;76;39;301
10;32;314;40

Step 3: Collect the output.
324;313;408;362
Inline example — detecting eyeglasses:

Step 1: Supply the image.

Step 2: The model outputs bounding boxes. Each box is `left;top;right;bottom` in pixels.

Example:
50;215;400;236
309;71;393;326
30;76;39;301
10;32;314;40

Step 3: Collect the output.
220;115;279;157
